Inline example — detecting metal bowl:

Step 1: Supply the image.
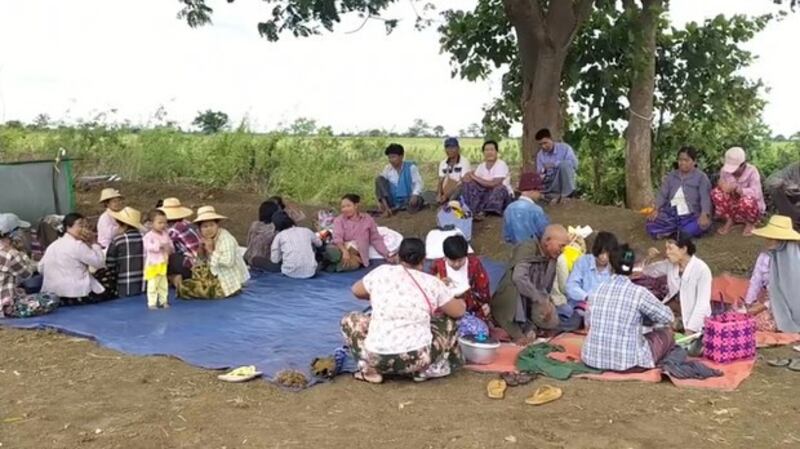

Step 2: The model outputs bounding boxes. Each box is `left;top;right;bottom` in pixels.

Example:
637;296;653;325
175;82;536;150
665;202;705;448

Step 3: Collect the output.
459;336;500;365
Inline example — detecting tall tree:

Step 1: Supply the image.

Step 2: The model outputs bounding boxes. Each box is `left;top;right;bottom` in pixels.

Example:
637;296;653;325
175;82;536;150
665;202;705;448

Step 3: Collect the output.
192;110;229;134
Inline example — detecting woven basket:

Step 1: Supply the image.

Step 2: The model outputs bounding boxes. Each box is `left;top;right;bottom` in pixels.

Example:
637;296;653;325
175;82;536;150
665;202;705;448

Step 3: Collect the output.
703;312;756;364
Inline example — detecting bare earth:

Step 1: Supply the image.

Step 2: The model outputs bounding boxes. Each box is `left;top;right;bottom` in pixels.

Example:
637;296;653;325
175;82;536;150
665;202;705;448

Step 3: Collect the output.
2;182;799;449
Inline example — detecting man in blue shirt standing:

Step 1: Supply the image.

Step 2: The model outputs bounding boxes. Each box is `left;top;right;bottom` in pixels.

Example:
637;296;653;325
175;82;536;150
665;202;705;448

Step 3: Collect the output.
503;173;550;245
535;128;579;204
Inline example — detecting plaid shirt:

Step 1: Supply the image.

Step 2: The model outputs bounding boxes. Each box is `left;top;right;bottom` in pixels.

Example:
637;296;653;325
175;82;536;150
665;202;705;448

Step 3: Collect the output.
209;229;250;296
582;275;674;371
106;230;145;297
168;220;201;267
0;245;36;309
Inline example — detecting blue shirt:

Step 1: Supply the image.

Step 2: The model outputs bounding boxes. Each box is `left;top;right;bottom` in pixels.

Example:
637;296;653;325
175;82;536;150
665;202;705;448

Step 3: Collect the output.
582;275;674;371
536;142;578;174
565;254;612;304
503;197;550;245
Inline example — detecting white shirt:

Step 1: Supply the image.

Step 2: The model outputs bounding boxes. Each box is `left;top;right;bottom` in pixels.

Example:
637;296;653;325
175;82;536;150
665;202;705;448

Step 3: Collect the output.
380;163;424;196
445;260;470;296
671;187;690;216
363;265;453;354
438;157;472;182
39;234;106;298
474;159;513;194
270;227;322;279
643;255;712;332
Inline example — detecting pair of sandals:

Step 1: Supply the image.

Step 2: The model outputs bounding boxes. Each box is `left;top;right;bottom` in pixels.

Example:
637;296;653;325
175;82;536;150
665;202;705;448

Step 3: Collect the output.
766;358;800;371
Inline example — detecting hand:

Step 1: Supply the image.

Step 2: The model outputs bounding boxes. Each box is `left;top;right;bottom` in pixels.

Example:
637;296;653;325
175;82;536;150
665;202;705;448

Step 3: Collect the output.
80;228;97;245
202;238;215;254
647;247;660;259
462;173;473;183
699;213;711;229
341;250;352;263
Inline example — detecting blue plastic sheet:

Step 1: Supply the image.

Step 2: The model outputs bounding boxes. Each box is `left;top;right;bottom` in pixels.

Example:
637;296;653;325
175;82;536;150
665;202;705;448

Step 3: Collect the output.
1;258;506;386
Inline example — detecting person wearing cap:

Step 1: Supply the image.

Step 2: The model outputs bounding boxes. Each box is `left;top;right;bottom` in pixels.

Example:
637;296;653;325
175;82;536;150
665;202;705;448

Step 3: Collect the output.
39;213;112;305
503;172;550;245
534;128;579;204
97;188;125;249
0;214;60;318
104;207;146;299
177;206;249;299
436;137;472;205
711;147;766;236
158;198;201;285
744;215;800;332
765;162;800;231
462;140;513;218
375;143;425;217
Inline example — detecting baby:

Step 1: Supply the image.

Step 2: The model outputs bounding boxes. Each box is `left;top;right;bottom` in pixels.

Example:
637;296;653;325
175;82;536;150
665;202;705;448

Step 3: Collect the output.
143;209;174;309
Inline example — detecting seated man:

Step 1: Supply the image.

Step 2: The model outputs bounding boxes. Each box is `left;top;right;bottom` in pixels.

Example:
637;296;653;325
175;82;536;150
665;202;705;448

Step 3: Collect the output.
375;143;424;217
491;224;570;343
503;173;550;245
582;244;675;371
437;137;472;204
535;128;579;204
766;162;800;231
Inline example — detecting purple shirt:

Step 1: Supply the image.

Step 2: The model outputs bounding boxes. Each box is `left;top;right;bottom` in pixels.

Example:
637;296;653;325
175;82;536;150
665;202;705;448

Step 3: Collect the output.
655;169;712;216
97;210;120;249
745;252;770;306
536;142;578;173
332;213;389;267
720;163;766;213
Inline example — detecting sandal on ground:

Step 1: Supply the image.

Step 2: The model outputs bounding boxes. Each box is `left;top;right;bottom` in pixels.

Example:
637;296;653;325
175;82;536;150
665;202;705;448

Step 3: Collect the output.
766;358;791;368
217;365;263;383
792;345;800;353
525;385;563;406
487;379;507;399
788;359;800;372
501;372;535;387
353;371;383;384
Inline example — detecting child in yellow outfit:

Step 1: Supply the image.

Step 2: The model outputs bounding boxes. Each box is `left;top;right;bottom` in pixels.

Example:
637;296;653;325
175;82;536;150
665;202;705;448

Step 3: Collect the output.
143;210;174;309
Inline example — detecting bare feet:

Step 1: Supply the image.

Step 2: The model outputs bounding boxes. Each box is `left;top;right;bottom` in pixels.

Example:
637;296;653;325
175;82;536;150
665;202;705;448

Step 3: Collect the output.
717;219;733;235
353;370;383;384
742;223;755;236
549;195;562;206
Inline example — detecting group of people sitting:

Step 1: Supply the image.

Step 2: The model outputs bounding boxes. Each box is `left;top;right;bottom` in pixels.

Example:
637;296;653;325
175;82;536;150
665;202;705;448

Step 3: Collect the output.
2;135;799;388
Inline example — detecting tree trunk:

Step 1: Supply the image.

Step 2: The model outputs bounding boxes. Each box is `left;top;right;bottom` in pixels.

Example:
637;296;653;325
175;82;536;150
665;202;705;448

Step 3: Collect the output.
623;0;662;209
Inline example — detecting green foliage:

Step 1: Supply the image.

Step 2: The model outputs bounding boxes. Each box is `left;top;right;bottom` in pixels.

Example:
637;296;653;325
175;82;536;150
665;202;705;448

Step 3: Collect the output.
192;110;230;134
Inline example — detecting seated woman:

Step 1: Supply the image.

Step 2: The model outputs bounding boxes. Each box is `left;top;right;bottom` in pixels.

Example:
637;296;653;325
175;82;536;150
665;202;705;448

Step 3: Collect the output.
641;234;712;335
270;211;323;279
565;231;618;311
39;213;111;305
244;200;281;272
104;207;146;298
462;140;512;219
158;198;201;286
0;214;59;318
746;215;800;332
765;162;800;230
326;194;392;272
711;147;765;236
429;235;490;321
582;244;675;371
646;146;712;239
178;206;249;299
97;188;125;249
267;195;307;223
341;238;466;384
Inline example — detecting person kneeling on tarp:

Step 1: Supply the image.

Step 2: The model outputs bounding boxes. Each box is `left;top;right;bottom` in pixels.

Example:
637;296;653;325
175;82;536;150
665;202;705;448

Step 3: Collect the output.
341;238;465;384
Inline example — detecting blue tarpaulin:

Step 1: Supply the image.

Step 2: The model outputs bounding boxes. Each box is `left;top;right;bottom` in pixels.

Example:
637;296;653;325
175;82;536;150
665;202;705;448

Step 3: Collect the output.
1;259;507;385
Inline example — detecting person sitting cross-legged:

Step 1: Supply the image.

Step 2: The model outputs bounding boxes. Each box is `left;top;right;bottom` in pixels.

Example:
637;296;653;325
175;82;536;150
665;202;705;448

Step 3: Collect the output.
461;140;513;219
534;128;579;204
375;143;425;217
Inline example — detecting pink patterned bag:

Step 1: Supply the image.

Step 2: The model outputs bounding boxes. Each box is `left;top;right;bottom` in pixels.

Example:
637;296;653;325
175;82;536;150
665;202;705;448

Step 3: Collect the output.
702;312;756;363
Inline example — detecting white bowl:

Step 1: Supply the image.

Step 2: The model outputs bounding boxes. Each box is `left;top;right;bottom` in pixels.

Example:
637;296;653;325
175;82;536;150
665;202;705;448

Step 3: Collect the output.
459;336;501;365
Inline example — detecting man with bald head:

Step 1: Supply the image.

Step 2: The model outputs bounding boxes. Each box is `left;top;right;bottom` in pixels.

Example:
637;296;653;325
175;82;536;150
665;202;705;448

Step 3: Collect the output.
491;224;570;343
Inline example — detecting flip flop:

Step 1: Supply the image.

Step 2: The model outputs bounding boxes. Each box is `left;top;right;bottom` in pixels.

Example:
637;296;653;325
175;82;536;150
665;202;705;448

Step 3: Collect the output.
793;345;800;353
788;359;800;372
217;365;263;383
766;358;791;368
525;385;563;406
487;379;507;399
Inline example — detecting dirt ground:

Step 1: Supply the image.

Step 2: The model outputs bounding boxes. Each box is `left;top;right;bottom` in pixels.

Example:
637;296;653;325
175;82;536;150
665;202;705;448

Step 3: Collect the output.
2;182;799;449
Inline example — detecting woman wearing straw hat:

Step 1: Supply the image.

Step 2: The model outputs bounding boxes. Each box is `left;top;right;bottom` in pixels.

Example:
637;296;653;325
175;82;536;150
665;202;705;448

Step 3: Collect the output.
710;147;766;236
104;207;146;298
158;198;201;286
97;188;125;249
177;206;249;299
744;215;800;332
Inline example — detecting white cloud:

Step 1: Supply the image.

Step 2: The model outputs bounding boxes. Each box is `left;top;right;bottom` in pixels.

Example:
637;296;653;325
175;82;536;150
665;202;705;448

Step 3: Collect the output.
0;0;797;135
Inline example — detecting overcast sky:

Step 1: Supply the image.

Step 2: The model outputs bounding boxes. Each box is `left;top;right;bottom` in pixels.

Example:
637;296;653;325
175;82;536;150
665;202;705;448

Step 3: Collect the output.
0;0;797;136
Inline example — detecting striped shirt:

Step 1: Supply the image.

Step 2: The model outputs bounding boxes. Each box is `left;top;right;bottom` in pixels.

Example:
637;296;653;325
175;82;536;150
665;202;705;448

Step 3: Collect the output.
582;275;674;371
271;227;323;279
106;230;145;297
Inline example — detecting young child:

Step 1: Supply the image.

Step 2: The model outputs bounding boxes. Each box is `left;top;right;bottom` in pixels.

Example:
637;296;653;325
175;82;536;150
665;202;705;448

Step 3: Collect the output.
143;210;174;309
270;211;322;279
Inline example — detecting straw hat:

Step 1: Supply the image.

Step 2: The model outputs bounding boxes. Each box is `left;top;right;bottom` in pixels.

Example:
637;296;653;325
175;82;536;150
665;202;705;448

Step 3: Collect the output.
109;207;144;231
158;197;193;221
752;215;800;241
193;206;228;223
98;188;123;203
